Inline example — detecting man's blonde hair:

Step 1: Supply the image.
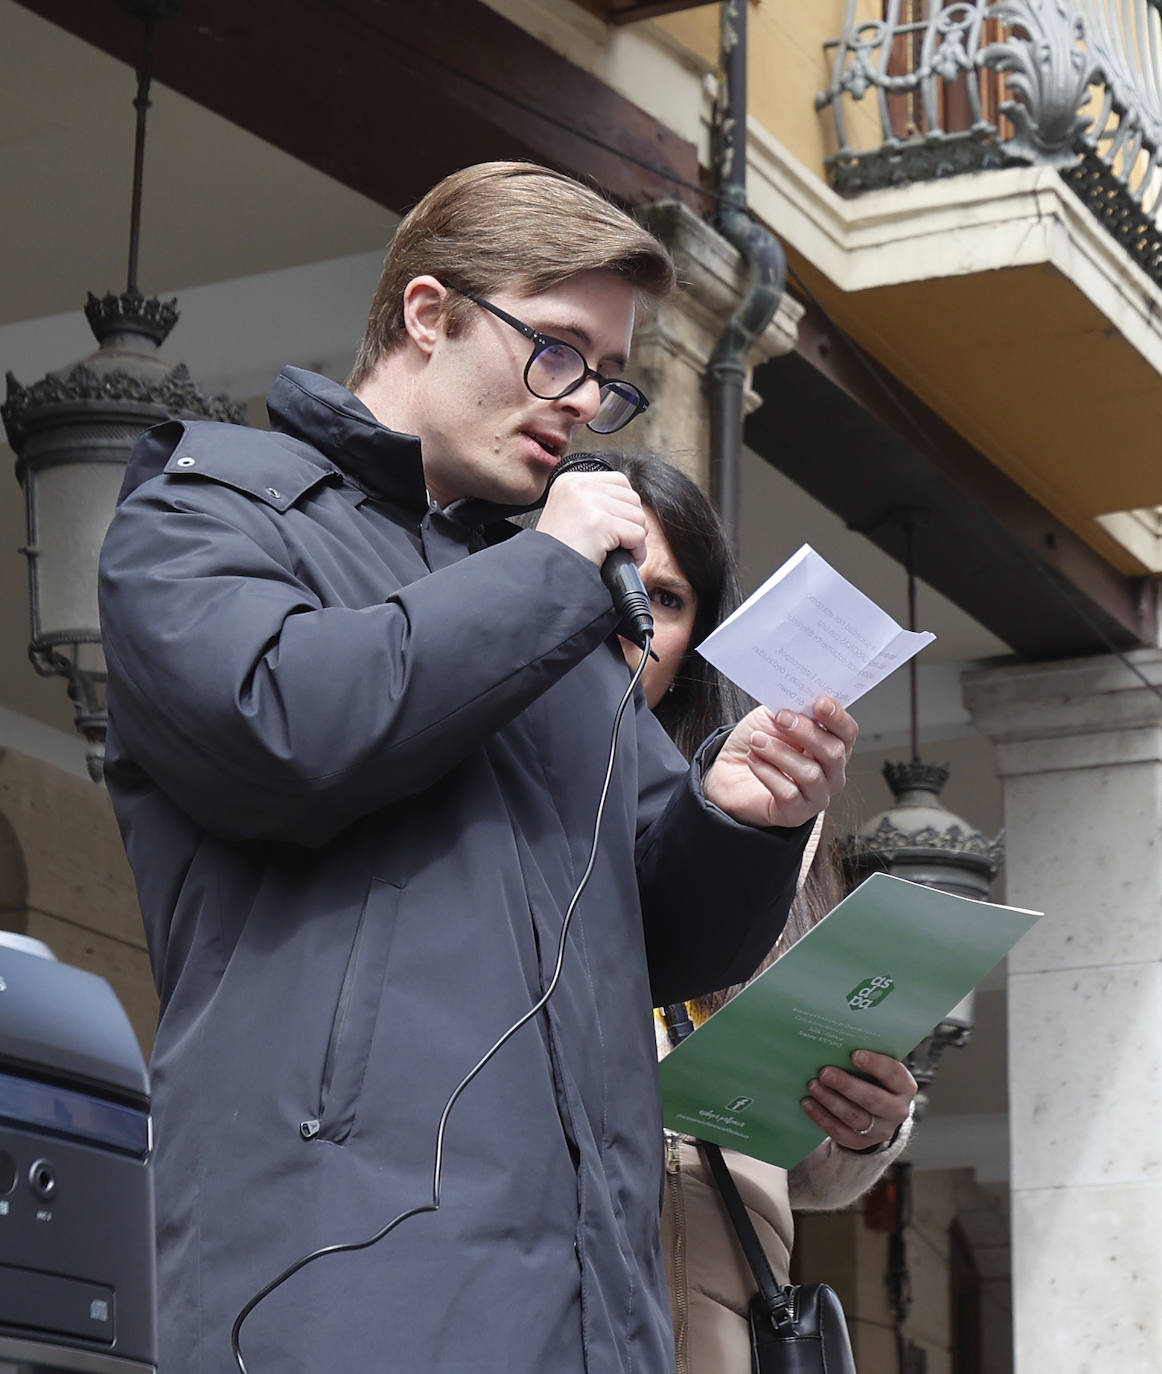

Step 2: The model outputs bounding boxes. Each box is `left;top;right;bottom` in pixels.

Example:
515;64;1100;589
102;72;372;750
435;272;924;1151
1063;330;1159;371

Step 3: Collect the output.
347;162;675;389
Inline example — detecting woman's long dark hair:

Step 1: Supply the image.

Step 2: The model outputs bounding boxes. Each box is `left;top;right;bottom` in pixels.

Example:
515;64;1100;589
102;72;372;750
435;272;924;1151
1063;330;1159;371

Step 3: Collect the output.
600;452;755;760
601;451;842;1019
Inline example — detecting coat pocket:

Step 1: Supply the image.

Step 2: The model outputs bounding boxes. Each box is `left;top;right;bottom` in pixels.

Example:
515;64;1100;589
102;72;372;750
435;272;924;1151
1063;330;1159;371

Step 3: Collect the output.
304;877;403;1145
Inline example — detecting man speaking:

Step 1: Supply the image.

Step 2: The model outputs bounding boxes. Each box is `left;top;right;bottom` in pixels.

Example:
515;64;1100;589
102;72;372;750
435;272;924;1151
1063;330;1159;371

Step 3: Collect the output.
98;161;858;1374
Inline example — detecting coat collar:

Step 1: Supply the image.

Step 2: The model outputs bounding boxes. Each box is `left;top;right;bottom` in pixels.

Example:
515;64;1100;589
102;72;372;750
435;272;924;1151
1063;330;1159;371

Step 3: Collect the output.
267;367;540;528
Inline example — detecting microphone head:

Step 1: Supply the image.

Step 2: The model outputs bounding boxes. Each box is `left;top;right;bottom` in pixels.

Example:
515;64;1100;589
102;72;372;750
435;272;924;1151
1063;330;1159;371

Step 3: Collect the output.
548;453;615;482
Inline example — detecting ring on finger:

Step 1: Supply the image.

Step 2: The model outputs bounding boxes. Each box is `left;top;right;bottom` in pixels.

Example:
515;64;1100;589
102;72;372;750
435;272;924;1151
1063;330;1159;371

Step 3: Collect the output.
854;1111;876;1137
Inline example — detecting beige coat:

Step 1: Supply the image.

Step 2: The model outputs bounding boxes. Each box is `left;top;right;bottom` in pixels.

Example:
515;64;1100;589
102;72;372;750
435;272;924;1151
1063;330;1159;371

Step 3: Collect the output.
660;1125;912;1374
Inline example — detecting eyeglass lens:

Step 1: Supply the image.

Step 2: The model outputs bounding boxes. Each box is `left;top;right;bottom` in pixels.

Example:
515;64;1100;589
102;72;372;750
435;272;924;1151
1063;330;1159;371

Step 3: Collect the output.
589;383;643;435
526;341;643;434
526;341;587;399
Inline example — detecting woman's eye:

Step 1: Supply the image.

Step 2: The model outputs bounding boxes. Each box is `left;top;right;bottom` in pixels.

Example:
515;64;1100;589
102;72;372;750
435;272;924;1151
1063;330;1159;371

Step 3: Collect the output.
650;588;684;611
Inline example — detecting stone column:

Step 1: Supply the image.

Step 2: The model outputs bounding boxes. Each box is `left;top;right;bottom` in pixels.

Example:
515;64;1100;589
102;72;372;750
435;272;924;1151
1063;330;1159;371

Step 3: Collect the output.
962;650;1162;1373
601;201;802;489
792;1205;897;1370
0;747;155;1054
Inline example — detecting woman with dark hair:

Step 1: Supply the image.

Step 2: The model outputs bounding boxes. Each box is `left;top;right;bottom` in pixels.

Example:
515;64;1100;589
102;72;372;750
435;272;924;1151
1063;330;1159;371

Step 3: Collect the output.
603;451;918;1374
605;451;752;760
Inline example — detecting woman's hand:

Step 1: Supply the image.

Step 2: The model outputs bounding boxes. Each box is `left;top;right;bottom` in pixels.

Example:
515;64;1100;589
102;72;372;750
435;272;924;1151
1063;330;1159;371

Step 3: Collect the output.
703;697;858;830
800;1049;917;1151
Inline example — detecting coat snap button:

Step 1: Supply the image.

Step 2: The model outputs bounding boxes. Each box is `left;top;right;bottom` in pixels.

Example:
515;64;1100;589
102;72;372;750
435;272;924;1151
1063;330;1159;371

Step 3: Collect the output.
176;456;196;467
265;487;281;499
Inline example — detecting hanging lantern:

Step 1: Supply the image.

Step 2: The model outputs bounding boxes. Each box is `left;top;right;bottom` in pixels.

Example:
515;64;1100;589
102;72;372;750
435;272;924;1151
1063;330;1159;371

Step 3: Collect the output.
3;293;242;780
0;1;244;781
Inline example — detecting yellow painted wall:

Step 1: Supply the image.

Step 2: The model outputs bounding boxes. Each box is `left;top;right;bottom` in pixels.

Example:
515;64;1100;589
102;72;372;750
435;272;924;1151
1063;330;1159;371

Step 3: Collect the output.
749;0;883;173
654;1;884;181
790;250;1162;575
649;3;718;65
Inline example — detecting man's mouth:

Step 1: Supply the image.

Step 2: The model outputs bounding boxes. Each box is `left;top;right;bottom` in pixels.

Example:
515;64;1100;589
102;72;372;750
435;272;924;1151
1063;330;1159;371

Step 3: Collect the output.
524;430;566;459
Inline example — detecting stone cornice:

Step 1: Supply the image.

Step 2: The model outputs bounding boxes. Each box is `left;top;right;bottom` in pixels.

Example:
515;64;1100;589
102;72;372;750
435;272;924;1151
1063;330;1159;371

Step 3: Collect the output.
744;120;1162;383
963;650;1162;774
636;200;803;366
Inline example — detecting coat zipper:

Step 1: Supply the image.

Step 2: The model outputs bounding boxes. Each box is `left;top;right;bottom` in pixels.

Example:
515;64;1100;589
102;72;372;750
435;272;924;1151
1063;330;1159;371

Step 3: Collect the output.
300;907;368;1139
665;1133;690;1374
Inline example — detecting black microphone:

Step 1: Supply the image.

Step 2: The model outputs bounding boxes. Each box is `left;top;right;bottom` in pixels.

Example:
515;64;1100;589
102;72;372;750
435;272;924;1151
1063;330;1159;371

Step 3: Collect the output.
549;454;654;649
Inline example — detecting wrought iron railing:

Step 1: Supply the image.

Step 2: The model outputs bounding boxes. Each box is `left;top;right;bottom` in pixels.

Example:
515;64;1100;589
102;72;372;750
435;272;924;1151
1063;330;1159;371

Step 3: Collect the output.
817;1;1162;285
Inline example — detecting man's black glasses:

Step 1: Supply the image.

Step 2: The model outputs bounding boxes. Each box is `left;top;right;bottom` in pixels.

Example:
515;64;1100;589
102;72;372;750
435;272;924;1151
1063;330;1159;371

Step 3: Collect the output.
454;288;649;435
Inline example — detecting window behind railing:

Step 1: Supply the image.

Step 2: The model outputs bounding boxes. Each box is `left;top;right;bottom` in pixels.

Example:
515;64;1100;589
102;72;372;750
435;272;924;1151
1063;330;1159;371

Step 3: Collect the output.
879;1;1009;142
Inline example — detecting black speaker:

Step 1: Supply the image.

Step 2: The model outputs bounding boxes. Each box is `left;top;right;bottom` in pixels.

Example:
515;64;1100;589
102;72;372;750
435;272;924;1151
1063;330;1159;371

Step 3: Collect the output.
0;936;156;1374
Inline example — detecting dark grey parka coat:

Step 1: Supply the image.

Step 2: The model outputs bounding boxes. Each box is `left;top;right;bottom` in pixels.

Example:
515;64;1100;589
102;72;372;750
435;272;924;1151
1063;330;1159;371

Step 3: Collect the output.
98;368;808;1374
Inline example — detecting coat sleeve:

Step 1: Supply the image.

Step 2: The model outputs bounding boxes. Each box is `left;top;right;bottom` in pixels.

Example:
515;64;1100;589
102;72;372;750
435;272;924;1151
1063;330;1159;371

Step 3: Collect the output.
632;704;811;1008
787;1114;914;1211
99;480;617;847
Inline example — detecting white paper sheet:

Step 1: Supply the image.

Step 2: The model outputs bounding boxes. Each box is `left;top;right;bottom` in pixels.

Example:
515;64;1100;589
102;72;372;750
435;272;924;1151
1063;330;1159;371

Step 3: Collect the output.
697;544;935;715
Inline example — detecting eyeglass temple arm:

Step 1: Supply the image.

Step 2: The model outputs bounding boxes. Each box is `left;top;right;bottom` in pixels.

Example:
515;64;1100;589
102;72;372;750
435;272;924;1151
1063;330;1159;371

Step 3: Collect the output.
455;288;540;344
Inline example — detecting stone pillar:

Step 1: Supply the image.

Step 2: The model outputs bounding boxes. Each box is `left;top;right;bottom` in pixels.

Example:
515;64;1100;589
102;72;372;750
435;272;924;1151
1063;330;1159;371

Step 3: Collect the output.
792;1205;897;1370
794;1169;981;1374
952;1171;1013;1374
602;201;802;489
0;747;155;1054
963;650;1162;1373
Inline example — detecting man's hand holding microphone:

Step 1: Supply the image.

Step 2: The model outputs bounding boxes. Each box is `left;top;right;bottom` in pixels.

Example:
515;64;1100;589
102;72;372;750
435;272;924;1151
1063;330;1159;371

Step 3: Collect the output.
536;455;858;832
538;463;648;569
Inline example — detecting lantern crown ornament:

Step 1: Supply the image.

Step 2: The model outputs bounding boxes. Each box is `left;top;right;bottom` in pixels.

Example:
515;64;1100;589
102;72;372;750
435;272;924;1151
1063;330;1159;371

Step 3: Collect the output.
85;287;179;347
1;1;244;782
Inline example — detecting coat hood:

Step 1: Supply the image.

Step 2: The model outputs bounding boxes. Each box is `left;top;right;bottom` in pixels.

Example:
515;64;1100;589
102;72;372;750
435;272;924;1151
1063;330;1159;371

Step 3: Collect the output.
270;367;550;526
268;366;427;510
118;366;548;530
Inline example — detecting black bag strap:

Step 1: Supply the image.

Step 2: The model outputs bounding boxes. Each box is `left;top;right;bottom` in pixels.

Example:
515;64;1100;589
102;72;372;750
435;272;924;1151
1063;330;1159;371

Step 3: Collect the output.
698;1140;794;1329
660;1005;795;1331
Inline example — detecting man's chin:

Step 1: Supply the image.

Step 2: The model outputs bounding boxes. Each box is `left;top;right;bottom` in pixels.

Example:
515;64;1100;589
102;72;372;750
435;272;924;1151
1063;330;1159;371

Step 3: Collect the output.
526;474;554;507
502;465;554;508
464;478;549;509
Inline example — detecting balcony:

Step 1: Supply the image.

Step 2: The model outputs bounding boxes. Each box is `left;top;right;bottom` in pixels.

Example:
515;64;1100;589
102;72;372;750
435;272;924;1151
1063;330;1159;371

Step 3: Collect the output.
770;1;1162;576
817;0;1162;292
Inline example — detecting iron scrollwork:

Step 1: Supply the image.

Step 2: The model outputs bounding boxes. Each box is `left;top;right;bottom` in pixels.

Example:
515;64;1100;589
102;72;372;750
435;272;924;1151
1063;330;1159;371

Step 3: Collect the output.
982;0;1097;164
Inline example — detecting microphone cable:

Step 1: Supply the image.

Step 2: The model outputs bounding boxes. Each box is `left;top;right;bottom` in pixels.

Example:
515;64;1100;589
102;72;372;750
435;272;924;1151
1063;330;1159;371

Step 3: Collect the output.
230;634;654;1374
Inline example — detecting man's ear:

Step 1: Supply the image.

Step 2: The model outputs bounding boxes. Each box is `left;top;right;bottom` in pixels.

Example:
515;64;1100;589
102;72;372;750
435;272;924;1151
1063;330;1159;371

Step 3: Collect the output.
400;276;449;358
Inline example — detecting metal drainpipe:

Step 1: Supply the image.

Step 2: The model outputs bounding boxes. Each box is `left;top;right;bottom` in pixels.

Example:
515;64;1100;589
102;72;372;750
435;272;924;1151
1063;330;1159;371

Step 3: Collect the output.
709;0;786;551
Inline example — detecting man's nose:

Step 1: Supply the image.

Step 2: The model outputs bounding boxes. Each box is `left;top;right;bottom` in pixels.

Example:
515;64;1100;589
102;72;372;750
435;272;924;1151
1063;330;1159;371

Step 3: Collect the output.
556;375;603;427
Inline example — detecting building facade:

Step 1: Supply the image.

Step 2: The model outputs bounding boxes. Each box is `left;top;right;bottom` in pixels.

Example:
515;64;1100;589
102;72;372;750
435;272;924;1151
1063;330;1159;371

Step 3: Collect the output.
4;2;1161;1369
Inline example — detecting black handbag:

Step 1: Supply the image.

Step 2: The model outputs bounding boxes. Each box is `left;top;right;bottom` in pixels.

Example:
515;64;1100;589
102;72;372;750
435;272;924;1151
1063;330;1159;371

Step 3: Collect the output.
700;1139;858;1374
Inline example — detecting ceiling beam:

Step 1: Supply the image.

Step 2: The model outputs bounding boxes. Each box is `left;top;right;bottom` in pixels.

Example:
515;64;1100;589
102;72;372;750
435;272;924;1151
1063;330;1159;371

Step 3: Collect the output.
583;0;716;23
14;0;703;216
749;295;1156;659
